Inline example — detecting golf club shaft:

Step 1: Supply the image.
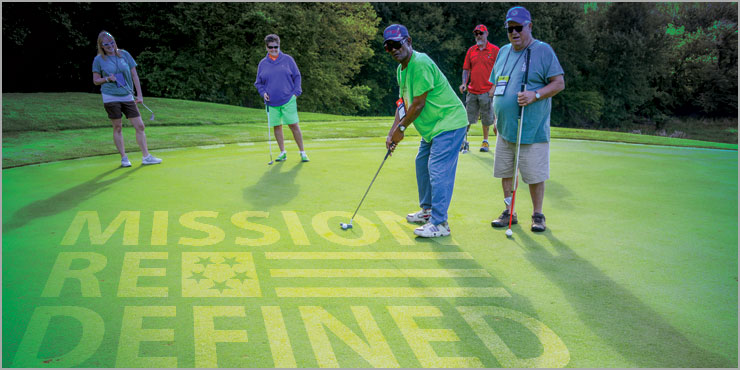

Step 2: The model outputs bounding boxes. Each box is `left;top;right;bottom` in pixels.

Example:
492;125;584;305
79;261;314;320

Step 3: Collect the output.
121;84;154;115
509;48;531;229
265;102;274;163
349;149;392;221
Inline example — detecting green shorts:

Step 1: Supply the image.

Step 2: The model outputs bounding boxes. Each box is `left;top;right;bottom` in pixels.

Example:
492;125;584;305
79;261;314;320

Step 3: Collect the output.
268;95;299;127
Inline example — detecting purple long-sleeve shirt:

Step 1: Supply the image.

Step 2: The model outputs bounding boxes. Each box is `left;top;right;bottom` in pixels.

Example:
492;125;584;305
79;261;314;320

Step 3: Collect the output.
254;52;302;107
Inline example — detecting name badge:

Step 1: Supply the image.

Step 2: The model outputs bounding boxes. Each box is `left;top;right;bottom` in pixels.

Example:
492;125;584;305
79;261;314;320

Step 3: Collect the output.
493;76;509;96
396;98;406;120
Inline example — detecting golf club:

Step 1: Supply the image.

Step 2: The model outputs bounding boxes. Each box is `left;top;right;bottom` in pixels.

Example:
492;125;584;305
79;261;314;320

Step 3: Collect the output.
117;78;155;121
507;48;531;238
340;147;393;230
265;101;274;165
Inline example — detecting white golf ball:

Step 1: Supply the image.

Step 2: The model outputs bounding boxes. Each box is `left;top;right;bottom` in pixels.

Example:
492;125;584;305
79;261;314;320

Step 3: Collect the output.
505;229;513;237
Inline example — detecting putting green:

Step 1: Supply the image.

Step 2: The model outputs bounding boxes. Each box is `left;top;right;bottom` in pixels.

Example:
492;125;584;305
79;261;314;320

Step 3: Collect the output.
2;137;737;367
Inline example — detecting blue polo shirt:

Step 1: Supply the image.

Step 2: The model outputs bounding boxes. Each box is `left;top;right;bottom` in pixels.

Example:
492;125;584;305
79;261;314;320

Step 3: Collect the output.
490;40;563;144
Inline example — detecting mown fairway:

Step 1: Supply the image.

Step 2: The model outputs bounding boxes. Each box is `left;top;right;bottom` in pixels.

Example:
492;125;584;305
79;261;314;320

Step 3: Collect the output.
2;135;737;367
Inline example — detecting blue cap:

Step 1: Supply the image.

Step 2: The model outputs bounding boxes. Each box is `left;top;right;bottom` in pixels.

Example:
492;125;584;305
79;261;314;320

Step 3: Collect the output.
383;24;409;42
505;6;531;25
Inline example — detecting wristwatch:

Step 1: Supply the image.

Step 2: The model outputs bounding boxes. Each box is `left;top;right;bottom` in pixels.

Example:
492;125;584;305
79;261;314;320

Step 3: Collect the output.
398;124;406;132
535;91;541;100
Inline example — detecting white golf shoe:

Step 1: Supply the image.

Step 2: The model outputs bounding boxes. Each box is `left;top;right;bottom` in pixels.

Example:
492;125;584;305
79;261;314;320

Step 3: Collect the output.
414;221;451;238
406;208;432;223
142;154;162;165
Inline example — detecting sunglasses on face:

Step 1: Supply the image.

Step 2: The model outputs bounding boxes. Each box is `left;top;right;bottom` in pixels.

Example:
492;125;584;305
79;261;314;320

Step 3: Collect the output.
474;31;484;36
383;38;407;52
506;25;525;33
102;41;115;47
267;45;279;50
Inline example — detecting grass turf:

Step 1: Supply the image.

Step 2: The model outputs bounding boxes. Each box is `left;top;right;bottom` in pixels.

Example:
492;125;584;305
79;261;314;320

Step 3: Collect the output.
2;138;737;367
2;93;737;168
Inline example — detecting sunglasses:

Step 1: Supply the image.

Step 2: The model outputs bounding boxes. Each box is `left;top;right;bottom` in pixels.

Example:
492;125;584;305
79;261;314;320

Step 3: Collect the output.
506;25;526;33
102;41;115;47
383;38;407;52
267;45;279;50
474;31;484;36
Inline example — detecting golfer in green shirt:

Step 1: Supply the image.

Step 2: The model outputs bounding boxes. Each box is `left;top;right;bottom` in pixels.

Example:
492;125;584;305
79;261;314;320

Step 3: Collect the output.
384;24;468;238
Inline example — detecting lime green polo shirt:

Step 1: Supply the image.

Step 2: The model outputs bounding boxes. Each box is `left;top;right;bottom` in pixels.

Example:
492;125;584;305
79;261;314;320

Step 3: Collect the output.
397;51;467;142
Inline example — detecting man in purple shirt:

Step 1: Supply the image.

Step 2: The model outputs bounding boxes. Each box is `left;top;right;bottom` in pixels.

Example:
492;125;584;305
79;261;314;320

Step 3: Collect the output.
254;34;308;162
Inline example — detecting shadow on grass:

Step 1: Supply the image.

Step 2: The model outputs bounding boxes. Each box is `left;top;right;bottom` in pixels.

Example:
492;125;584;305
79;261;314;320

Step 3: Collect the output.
242;161;303;209
515;230;732;367
2;166;142;234
468;150;495;173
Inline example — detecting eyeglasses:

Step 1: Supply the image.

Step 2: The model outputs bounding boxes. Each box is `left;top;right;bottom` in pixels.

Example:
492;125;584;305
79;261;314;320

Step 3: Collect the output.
473;31;484;36
506;25;525;33
383;38;407;52
267;45;279;50
102;42;115;47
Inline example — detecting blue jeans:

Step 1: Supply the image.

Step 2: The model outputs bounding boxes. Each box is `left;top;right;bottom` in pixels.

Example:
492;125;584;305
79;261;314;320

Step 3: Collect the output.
415;126;467;225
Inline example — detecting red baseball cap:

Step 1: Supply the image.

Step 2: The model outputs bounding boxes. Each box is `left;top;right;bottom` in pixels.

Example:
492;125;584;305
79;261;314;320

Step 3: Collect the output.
473;24;488;33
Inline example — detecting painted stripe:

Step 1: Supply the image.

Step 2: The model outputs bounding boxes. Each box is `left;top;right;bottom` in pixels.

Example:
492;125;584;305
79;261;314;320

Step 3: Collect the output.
270;269;492;278
275;287;510;298
265;252;473;260
236;142;255;146
198;144;225;149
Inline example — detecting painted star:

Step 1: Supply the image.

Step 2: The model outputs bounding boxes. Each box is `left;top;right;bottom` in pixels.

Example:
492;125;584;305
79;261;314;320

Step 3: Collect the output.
231;271;251;283
211;280;231;294
188;270;208;284
195;257;215;269
221;256;239;268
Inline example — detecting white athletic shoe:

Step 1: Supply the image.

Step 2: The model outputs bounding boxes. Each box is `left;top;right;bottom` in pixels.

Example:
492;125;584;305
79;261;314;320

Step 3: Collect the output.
142;154;162;165
121;157;132;167
406;208;432;223
414;221;451;238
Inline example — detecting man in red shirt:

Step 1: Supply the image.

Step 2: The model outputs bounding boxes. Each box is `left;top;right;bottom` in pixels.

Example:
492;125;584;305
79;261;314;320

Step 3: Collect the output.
459;24;500;153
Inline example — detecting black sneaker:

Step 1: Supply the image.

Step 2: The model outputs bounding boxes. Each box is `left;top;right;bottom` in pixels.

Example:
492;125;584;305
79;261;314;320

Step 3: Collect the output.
531;213;546;232
491;209;517;228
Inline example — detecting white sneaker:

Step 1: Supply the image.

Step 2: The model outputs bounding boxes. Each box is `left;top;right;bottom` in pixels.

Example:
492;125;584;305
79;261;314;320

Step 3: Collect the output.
142;154;162;165
414;221;451;237
121;157;132;167
406;208;432;223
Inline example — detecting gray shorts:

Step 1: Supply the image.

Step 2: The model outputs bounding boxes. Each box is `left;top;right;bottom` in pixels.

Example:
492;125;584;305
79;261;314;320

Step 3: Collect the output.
493;135;550;184
465;92;494;126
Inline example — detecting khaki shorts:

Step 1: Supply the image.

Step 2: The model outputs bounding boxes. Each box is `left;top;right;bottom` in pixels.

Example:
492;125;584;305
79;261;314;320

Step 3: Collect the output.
465;92;494;126
104;101;140;119
493;135;549;184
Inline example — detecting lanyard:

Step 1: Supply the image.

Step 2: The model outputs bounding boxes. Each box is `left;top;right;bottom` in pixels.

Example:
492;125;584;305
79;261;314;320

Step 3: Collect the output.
398;52;412;104
500;40;536;78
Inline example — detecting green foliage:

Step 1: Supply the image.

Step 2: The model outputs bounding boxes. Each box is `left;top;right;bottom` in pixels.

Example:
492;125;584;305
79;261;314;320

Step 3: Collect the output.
1;2;737;126
661;2;738;117
116;3;379;114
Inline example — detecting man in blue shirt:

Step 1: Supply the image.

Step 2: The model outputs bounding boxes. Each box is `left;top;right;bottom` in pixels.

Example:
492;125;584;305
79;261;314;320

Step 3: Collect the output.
489;6;565;232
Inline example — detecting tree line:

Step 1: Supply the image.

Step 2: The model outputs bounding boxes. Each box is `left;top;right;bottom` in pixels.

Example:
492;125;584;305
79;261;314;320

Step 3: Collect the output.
3;2;737;129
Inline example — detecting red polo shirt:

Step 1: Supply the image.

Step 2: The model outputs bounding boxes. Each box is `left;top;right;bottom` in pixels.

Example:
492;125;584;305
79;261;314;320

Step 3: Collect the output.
462;41;500;94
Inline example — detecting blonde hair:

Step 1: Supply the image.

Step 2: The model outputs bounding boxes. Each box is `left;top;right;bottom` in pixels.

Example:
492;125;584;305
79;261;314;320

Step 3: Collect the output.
97;30;121;59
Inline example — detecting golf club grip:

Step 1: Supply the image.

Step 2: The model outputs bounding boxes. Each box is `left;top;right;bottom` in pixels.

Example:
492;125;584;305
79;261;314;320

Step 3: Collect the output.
522;48;531;92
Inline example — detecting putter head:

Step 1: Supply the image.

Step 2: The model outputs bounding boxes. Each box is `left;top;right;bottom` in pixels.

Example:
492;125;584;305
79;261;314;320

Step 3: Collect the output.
268;160;274;165
149;114;155;121
340;222;353;230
